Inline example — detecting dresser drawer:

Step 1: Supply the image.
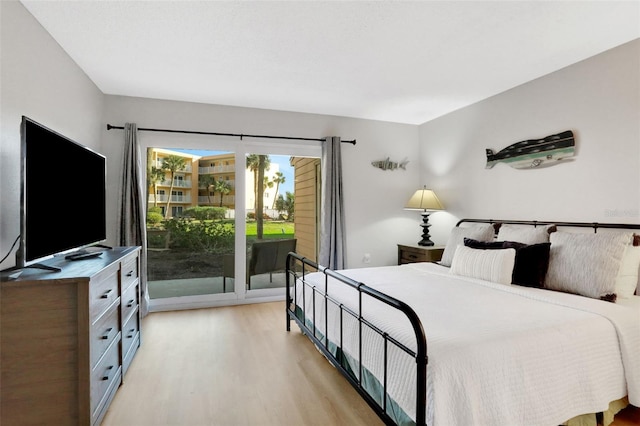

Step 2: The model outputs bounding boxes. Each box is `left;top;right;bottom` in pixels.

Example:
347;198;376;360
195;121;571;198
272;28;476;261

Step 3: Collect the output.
122;318;140;377
90;302;120;367
121;255;139;292
121;282;139;325
398;245;444;265
122;333;140;378
121;307;140;365
89;263;120;321
91;337;121;421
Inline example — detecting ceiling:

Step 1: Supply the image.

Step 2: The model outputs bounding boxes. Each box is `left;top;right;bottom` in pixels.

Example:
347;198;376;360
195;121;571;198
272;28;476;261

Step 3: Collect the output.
21;1;640;125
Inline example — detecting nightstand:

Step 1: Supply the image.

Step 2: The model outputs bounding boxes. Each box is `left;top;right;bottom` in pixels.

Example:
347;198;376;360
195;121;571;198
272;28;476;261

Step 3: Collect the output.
397;244;445;265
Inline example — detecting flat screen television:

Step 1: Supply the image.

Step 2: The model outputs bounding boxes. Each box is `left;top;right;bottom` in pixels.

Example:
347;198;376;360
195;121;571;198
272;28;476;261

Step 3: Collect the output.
17;116;107;269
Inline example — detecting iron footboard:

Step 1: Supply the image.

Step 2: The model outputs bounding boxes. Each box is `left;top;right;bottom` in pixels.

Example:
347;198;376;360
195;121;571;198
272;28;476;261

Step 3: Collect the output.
285;253;428;426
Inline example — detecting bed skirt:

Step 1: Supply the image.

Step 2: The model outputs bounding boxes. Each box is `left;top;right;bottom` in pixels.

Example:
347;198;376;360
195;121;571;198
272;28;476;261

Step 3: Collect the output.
563;397;628;426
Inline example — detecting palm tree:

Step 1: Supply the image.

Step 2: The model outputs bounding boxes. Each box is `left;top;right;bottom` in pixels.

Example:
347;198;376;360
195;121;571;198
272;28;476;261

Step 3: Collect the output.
264;176;274;213
161;155;187;218
199;174;216;205
270;171;286;209
213;179;232;207
246;155;271;239
275;192;295;221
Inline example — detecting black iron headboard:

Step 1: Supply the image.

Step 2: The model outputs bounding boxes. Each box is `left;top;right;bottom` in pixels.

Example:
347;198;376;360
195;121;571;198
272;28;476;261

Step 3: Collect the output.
456;218;640;234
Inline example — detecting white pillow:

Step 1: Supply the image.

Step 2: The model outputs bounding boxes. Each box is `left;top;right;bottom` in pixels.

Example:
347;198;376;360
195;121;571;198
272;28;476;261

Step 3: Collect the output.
615;244;640;298
450;245;516;285
440;224;495;267
497;224;555;245
545;232;631;301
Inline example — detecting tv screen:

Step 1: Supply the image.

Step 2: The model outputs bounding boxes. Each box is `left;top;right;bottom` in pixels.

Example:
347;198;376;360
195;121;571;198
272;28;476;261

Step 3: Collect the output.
18;116;107;268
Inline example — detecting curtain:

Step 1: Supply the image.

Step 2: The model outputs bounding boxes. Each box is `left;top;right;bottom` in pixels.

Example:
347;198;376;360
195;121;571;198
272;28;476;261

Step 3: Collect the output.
318;136;346;269
119;123;149;316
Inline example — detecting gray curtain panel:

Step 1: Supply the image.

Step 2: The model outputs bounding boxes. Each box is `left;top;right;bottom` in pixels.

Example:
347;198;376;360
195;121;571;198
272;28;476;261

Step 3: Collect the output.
318;136;346;269
119;123;149;317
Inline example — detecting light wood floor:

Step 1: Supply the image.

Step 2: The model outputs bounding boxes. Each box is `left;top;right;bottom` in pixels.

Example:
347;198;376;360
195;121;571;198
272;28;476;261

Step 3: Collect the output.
103;301;640;426
102;301;382;426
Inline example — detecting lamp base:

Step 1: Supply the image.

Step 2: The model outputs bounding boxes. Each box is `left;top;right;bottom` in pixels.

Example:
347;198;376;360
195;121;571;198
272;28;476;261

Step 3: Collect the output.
417;211;435;246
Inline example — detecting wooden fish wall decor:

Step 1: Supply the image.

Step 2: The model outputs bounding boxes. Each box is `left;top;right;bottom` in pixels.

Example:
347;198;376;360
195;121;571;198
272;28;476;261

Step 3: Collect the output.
486;130;575;170
371;157;409;171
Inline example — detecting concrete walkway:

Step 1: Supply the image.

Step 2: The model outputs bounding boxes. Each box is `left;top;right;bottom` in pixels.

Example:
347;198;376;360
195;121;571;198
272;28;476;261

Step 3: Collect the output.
148;272;286;299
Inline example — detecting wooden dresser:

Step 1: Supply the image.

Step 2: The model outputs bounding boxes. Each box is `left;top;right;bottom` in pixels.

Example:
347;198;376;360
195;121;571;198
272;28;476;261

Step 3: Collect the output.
1;246;141;425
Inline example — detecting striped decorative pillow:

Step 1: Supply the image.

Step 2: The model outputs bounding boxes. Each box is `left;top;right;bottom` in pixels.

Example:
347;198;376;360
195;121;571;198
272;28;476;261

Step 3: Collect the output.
450;245;516;285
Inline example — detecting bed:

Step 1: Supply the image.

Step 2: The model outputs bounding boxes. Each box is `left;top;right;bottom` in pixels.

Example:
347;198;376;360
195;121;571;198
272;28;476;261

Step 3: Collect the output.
285;219;640;426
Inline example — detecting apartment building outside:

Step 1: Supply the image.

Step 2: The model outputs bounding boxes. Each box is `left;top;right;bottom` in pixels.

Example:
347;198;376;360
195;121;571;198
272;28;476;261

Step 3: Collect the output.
148;148;282;218
147;148;320;263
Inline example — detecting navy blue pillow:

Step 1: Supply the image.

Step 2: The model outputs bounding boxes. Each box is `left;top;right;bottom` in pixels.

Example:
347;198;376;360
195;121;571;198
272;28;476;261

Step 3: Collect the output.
463;238;551;288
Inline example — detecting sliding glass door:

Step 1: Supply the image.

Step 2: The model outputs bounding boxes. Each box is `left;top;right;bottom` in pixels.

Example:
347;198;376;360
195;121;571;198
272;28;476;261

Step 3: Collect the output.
144;140;321;311
241;153;296;293
146;148;236;300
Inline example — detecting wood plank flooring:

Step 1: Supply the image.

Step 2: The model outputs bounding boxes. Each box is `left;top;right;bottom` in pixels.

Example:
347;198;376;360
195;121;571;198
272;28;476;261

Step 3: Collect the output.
102;301;639;426
102;301;382;426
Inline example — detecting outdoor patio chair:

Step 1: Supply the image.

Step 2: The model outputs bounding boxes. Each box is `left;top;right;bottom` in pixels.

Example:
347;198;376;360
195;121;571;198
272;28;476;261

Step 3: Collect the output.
222;238;297;291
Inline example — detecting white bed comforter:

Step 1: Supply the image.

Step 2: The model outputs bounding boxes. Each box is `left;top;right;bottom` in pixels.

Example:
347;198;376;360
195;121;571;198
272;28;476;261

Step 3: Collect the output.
294;262;640;426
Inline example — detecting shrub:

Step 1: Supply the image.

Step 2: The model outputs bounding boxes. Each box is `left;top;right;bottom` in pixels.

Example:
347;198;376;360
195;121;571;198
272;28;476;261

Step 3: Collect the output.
164;217;234;253
183;206;227;221
246;211;272;220
146;211;164;226
147;229;169;248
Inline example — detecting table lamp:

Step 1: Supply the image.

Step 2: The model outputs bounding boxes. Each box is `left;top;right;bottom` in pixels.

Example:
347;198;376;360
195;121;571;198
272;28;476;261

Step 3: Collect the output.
404;186;444;246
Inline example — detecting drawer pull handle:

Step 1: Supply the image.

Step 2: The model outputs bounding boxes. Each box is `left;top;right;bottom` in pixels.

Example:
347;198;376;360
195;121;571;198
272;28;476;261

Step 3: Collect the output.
101;327;114;340
127;328;136;338
100;289;113;299
102;365;114;381
126;299;135;308
126;270;134;277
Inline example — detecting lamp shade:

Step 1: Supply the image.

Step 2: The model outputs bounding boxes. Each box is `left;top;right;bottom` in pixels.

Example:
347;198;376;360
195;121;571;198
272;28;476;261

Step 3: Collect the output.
404;187;444;211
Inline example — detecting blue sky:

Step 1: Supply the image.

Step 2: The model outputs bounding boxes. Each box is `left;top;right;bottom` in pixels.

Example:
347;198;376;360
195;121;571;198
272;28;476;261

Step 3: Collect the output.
171;149;294;196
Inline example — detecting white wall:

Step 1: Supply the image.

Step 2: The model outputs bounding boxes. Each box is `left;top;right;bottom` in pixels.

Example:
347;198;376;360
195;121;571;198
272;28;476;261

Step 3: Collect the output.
0;1;104;269
419;39;640;245
102;95;421;268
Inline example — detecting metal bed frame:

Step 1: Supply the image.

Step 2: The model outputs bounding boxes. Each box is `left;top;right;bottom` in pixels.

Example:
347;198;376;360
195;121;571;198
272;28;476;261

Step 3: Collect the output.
285;219;640;426
285;253;428;425
456;218;640;233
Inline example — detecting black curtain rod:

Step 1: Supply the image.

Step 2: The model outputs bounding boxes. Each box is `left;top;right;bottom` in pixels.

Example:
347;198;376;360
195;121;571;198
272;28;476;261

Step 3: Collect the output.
106;124;356;145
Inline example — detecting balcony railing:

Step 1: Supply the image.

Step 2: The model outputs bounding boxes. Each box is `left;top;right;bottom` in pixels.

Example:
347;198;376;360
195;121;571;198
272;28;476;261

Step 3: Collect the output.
199;180;235;190
199;165;235;174
158;180;192;188
150;194;192;203
198;195;236;205
153;160;193;173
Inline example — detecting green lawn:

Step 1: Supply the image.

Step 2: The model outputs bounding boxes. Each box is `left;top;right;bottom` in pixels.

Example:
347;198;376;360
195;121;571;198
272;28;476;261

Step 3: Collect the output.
246;221;294;239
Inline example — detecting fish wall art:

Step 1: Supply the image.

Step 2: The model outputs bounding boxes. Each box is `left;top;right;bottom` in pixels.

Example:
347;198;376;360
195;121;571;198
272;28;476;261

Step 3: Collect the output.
486;130;575;170
371;157;409;171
